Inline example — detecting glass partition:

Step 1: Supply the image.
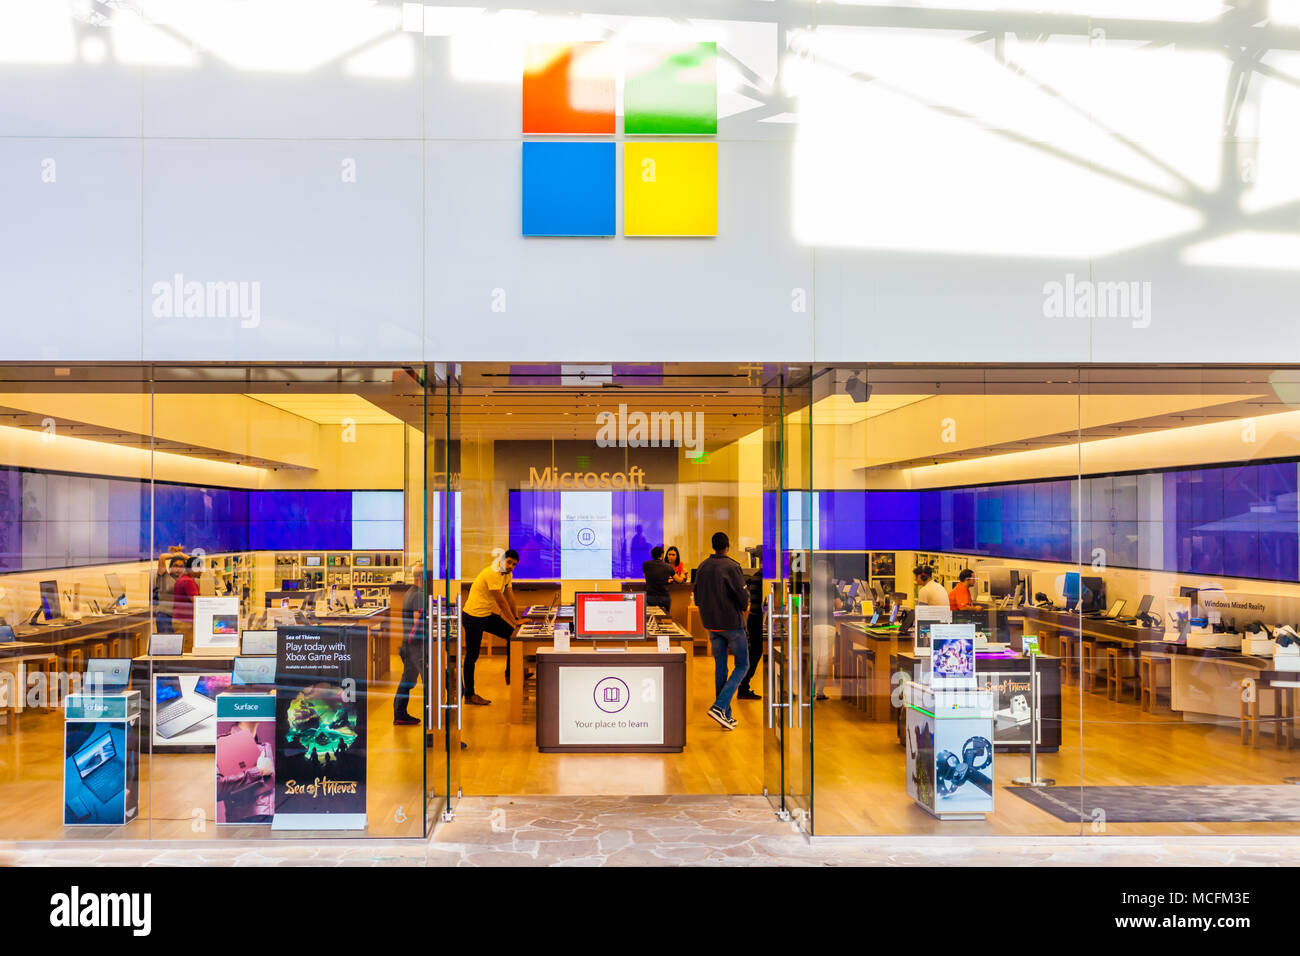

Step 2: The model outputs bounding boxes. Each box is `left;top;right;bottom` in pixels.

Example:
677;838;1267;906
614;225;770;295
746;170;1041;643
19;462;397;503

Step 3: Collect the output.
1078;367;1300;838
0;363;431;841
808;365;1085;835
0;365;153;841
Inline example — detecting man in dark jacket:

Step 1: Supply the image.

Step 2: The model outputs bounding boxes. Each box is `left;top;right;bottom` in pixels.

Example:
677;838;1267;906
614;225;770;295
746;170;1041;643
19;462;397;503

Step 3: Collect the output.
643;546;673;615
693;531;750;730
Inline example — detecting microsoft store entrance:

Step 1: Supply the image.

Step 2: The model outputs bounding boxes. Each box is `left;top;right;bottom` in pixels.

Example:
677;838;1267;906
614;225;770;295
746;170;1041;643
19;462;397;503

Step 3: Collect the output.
433;363;809;818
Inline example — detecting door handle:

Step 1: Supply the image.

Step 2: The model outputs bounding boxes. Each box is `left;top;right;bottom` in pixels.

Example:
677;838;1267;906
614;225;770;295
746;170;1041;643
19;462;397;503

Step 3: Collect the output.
766;592;776;729
432;595;443;730
454;597;463;731
786;598;796;729
794;600;804;729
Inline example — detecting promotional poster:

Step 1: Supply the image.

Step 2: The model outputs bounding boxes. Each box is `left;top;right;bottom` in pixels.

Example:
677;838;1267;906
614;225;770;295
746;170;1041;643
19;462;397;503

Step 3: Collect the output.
273;625;367;830
984;670;1037;746
215;694;276;825
63;718;139;827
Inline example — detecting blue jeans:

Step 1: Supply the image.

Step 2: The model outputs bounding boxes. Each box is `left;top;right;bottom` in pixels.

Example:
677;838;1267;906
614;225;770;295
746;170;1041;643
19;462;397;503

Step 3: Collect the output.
709;628;750;719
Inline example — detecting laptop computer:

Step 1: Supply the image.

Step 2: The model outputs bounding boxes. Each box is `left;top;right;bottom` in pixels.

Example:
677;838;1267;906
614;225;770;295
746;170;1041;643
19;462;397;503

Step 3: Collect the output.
72;731;125;804
84;659;131;693
149;633;184;657
1101;599;1126;620
232;656;276;688
154;676;209;739
240;629;277;656
1115;594;1152;625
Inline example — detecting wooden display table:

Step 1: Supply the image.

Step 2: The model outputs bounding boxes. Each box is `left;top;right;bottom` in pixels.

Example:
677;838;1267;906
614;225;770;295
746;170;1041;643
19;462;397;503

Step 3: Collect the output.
535;646;687;753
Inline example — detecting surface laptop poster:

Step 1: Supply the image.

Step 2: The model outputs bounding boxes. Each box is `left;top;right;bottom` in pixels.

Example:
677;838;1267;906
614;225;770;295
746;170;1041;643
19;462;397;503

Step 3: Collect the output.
272;625;368;830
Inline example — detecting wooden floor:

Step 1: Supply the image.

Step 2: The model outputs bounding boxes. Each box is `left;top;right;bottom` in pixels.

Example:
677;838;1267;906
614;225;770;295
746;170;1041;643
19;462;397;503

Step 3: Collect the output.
5;651;1300;840
458;654;764;797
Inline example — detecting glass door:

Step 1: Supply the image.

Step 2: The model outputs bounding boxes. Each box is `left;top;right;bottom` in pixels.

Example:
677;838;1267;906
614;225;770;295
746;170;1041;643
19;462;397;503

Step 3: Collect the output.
762;366;813;829
425;364;459;822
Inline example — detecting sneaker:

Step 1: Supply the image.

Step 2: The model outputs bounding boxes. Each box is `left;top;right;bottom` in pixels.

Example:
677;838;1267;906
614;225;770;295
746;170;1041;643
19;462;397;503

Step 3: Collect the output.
393;714;420;726
737;689;761;701
707;706;737;730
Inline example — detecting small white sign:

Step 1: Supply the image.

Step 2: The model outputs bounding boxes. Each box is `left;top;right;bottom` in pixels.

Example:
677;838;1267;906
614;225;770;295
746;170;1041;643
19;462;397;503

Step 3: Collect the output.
558;666;664;745
553;627;570;652
194;597;240;653
657;634;670;653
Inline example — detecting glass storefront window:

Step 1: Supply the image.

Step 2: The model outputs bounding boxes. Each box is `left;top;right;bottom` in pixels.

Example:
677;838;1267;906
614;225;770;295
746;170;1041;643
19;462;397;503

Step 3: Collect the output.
5;361;1300;842
0;365;433;840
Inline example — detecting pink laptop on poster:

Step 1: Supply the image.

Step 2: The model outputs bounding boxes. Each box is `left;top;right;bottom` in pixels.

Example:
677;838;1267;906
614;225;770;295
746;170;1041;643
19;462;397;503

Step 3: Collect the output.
216;727;264;777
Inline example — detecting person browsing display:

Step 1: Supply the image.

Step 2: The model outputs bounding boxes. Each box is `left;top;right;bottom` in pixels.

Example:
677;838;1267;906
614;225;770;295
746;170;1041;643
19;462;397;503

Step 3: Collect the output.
914;564;948;607
460;549;522;706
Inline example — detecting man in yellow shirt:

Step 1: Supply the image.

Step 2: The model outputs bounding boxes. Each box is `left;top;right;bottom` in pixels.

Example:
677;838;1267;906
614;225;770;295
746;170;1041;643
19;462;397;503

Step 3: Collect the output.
460;549;521;705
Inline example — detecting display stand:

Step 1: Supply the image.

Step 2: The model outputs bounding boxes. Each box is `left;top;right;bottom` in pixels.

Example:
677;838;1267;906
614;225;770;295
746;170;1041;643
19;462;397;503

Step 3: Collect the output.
904;682;995;821
1012;651;1055;787
63;691;141;827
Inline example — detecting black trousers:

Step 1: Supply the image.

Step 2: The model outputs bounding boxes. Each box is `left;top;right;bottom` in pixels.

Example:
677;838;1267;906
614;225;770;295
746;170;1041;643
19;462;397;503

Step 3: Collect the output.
394;641;425;719
461;612;515;697
741;619;764;692
647;594;671;615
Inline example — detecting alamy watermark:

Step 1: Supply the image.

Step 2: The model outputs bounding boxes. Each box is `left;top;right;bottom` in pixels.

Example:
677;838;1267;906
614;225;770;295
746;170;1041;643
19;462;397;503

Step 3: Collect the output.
1042;273;1151;329
595;403;704;459
151;273;261;328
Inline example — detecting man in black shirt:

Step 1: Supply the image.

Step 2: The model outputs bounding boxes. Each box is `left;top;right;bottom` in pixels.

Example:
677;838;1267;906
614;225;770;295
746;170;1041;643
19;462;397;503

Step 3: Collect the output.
737;564;764;700
693;531;750;730
643;546;673;615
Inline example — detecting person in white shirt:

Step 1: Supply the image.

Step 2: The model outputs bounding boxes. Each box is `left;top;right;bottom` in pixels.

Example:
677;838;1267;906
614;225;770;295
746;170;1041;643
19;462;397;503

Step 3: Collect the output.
914;564;948;607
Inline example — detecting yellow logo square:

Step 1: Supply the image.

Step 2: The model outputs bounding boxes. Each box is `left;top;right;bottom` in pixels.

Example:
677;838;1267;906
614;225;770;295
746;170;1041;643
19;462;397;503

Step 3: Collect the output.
623;142;717;237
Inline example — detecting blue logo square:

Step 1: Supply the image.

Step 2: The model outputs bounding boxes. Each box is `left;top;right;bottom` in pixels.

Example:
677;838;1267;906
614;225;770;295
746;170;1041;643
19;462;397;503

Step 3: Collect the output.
522;142;615;237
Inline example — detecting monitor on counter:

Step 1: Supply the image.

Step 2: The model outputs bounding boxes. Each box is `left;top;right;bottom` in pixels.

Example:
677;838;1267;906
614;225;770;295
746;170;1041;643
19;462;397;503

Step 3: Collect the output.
1081;576;1106;614
105;573;126;608
574;592;646;640
39;580;61;621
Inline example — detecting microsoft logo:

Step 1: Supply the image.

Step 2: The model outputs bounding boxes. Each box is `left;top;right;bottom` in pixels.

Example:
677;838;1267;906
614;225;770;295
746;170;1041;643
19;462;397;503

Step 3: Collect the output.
521;41;718;238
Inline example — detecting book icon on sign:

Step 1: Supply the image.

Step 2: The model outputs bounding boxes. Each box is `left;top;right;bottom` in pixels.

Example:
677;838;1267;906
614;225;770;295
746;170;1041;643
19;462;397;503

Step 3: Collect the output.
603;686;621;704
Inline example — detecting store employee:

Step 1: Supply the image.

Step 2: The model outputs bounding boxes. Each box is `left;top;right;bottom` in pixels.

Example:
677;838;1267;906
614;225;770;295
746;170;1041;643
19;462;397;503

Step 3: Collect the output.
914;564;948;607
949;569;980;611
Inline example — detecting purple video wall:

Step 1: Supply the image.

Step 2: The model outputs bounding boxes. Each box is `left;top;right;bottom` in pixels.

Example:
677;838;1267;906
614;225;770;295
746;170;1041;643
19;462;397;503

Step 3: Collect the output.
0;466;405;573
765;459;1300;584
509;490;664;579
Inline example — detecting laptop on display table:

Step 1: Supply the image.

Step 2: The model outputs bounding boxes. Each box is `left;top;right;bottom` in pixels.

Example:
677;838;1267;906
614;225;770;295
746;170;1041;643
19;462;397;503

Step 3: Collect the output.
232;656;277;689
84;659;131;693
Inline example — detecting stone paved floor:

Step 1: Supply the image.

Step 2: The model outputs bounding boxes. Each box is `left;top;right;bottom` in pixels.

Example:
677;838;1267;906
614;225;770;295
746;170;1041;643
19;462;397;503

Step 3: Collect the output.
2;796;1299;865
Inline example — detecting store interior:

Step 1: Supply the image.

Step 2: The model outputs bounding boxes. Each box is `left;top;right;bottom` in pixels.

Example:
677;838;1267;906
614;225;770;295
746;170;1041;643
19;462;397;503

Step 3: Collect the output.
2;363;1300;839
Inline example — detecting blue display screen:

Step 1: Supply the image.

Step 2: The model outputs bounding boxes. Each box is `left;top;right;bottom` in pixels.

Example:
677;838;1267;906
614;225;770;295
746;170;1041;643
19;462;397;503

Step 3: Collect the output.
768;460;1300;584
509;490;663;579
0;468;406;572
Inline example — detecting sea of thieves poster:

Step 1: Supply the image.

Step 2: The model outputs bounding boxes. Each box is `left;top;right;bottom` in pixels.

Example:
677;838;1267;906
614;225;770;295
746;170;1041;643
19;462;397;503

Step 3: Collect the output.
274;625;368;828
